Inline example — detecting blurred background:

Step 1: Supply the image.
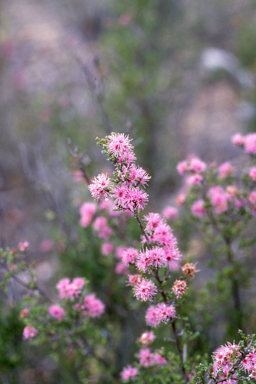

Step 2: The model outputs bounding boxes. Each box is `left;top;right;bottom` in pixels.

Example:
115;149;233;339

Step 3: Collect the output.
1;0;256;382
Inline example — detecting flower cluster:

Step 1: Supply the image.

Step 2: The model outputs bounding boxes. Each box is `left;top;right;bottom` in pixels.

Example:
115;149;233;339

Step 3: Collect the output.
89;133;150;212
56;277;85;299
83;293;105;317
138;347;167;367
23;325;38;339
176;133;256;223
232;132;256;154
145;303;176;327
22;277;105;340
48;304;65;321
88;133;198;381
212;341;256;380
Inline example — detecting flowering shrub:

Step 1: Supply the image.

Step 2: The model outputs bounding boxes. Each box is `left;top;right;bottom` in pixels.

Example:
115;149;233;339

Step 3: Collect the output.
175;132;256;342
1;131;256;383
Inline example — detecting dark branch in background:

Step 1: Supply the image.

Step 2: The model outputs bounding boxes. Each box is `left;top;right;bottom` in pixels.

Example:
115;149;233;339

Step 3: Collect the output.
67;138;91;185
0;259;53;303
19;143;70;236
73;54;112;134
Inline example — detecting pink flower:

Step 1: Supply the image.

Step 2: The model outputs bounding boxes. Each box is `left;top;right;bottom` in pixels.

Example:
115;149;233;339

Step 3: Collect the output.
213;342;241;377
127;187;149;211
244;133;256;154
56;278;84;299
144;212;162;233
241;350;256;372
72;277;85;296
182;262;198;278
225;185;239;201
98;226;112;239
101;242;114;255
89;173;111;200
120;365;138;381
115;261;129;275
186;174;203;185
99;199;112;210
232;133;244;146
189;158;206;173
122;247;138;266
208;186;228;214
249;167;256;181
124;165;151;187
136;248;157;272
106;133;134;158
154;352;167;365
39;239;53;253
18;241;29;252
218;162;234;178
176;193;186;206
23;326;38;339
145;303;176;327
177;161;189;175
93;216;108;231
133;278;157;301
79;202;97;227
172;279;187;298
162;206;178;220
20;308;29;318
48;304;65;321
249;191;256;205
84;293;105;317
115;246;127;259
139;331;155;347
127;274;142;287
80;202;97;217
138;348;155;367
191;200;206;217
56;278;71;299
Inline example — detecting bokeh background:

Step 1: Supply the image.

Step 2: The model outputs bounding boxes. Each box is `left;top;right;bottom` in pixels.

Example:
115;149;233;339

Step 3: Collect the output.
1;0;256;382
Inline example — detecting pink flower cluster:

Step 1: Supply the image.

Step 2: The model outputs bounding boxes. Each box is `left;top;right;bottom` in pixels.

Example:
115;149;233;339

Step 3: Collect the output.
145;303;176;327
138;348;167;367
172;279;187;299
18;241;29;252
248;167;256;182
120;212;183;303
213;342;256;380
162;206;178;220
191;199;206;217
143;213;182;265
48;304;65;321
242;350;256;377
93;216;112;239
23;325;38;339
191;185;245;218
56;277;85;299
218;162;234;179
232;132;256;154
89;133;150;212
139;331;155;347
120;365;138;381
89;173;112;200
79;202;97;227
133;278;157;301
208;186;228;214
83;293;105;317
177;157;206;175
